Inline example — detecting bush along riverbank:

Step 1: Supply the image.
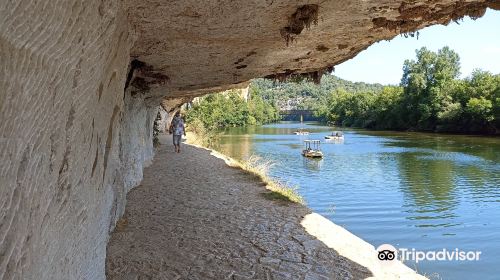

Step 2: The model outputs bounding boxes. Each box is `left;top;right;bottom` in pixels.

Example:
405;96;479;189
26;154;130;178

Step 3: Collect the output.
185;89;280;130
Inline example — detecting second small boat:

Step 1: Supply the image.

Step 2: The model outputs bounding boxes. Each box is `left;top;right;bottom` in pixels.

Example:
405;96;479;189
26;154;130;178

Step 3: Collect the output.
293;129;310;135
325;131;344;141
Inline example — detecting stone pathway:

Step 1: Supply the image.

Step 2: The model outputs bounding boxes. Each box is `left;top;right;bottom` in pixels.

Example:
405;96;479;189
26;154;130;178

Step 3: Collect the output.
105;137;424;280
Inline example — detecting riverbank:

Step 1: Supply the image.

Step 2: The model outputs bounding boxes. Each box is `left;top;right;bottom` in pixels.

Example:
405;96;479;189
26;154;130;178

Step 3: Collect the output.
106;134;427;279
320;122;499;136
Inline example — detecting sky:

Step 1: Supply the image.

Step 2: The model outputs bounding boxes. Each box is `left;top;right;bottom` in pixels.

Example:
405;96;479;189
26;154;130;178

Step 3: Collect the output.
333;9;500;85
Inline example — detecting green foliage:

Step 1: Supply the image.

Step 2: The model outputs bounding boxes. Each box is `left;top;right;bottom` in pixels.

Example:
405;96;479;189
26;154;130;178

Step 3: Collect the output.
317;47;499;134
185;89;279;132
466;97;494;122
400;47;461;129
185;117;220;147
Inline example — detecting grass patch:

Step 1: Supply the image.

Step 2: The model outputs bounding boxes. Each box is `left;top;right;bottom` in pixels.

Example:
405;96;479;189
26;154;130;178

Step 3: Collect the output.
223;154;304;204
260;183;304;204
233;156;304;204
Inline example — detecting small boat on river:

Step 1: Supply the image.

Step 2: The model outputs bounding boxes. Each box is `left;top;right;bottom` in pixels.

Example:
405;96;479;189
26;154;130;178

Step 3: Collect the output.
293;129;310;135
302;140;323;158
325;131;344;141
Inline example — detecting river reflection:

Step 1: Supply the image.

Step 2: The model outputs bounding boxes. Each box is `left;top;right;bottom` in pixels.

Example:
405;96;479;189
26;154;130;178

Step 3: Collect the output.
395;151;459;228
302;157;323;171
216;122;500;280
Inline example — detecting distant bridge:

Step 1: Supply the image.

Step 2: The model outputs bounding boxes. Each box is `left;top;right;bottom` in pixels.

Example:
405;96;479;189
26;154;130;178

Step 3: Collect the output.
279;110;320;121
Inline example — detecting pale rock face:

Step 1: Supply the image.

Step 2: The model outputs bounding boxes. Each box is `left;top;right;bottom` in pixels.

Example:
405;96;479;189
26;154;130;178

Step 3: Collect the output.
0;1;139;279
0;0;498;279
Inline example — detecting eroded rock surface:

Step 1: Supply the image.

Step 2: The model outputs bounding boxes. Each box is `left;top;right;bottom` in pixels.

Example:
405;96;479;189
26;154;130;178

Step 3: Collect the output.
1;0;499;279
1;1;134;279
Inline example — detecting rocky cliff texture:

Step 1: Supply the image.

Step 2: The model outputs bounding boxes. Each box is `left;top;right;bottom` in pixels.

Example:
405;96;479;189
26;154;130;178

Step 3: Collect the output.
1;0;498;279
124;0;500;95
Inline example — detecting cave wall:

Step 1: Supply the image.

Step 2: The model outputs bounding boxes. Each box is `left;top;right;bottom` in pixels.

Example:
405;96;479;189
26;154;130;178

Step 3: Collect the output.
1;0;499;279
0;1;157;279
119;91;157;196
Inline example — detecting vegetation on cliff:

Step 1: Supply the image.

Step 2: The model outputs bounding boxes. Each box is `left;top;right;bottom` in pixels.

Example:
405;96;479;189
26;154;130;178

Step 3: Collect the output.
251;75;384;112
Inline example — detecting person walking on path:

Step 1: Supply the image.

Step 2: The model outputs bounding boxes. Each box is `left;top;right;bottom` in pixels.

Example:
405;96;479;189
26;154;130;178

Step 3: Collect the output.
169;112;186;153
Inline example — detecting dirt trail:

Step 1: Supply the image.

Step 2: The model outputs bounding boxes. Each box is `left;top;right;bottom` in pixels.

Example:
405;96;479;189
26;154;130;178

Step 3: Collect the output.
106;136;426;280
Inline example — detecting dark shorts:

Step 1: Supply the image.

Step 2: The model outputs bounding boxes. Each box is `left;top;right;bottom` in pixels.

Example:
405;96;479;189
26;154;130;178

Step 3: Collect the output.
173;134;182;146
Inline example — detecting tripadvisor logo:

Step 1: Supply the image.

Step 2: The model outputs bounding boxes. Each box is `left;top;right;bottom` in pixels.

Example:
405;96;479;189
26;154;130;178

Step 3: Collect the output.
376;244;482;265
376;244;398;266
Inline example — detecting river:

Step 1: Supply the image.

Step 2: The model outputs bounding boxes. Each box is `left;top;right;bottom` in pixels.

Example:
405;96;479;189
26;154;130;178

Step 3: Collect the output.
214;122;500;280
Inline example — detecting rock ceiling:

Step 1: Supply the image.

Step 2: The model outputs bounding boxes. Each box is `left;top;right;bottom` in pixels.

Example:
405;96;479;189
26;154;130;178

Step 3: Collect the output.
123;0;500;98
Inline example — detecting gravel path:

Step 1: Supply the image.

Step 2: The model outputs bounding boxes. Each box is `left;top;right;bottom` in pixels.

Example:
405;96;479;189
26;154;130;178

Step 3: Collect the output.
106;137;425;280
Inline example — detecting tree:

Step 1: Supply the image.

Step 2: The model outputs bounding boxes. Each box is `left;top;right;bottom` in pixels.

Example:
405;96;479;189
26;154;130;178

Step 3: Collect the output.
466;97;494;122
400;47;461;130
372;86;405;129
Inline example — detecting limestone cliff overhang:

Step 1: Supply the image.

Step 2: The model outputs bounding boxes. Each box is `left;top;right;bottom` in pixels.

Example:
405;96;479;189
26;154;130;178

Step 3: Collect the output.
123;0;500;99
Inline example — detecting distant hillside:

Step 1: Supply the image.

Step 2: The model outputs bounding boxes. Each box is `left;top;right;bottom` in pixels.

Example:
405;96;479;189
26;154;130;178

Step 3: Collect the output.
249;75;384;111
